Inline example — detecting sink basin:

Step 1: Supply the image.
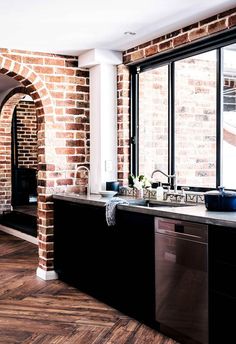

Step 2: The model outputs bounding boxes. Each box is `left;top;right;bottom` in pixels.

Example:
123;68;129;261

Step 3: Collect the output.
128;199;195;208
148;200;195;208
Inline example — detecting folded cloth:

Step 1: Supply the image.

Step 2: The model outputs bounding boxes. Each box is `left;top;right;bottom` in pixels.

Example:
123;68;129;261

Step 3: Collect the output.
105;197;129;226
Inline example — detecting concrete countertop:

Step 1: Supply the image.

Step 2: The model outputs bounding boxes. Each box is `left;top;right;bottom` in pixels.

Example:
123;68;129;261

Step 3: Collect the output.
53;193;236;228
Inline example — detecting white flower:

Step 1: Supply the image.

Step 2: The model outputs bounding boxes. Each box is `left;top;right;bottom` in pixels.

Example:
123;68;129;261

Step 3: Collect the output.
133;178;143;190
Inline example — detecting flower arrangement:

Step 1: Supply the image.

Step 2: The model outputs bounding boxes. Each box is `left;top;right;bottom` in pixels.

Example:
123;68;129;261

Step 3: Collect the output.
128;174;151;190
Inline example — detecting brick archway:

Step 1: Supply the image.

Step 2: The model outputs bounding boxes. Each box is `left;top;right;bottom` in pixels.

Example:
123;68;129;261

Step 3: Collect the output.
0;57;55;275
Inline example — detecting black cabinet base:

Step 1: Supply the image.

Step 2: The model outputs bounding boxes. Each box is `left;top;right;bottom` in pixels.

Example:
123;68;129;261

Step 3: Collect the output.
54;200;156;327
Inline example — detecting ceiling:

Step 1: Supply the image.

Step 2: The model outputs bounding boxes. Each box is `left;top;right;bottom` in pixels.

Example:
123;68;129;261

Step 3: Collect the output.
0;0;235;56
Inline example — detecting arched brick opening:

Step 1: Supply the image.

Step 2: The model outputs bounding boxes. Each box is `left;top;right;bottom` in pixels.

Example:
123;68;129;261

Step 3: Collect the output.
0;57;55;274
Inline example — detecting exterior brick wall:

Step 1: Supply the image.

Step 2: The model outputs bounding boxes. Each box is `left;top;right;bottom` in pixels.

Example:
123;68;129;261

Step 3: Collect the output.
117;7;236;185
15;100;38;169
0;48;89;272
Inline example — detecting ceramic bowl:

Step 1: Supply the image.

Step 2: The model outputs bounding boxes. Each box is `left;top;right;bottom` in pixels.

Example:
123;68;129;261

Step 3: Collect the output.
99;190;117;198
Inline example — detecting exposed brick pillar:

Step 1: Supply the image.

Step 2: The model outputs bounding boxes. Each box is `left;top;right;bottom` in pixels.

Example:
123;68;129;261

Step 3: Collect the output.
0;49;90;280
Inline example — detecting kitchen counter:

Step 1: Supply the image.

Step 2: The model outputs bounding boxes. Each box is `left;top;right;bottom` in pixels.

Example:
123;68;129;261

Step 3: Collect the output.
53;193;236;228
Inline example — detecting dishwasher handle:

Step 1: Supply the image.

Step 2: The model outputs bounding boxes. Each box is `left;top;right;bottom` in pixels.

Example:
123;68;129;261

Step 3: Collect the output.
155;217;208;243
156;227;204;241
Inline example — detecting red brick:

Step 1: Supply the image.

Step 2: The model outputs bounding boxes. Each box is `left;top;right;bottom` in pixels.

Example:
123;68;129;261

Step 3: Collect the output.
130;50;144;62
173;33;189;47
67;155;85;163
208;19;227;34
22;56;44;65
44;58;65;66
33;66;54;74
159;40;172;51
189;27;208;41
55;67;75;76
66;139;84;147
55;147;75;155
229;14;236;27
145;45;158;57
56;179;73;186
123;54;132;64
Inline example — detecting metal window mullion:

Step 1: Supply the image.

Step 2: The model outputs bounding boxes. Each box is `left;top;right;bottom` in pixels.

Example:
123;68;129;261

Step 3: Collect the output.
168;62;175;187
216;48;223;188
130;68;139;176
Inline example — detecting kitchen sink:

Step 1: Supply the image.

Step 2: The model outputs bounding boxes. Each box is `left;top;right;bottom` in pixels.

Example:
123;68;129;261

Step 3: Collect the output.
148;200;196;208
128;199;196;208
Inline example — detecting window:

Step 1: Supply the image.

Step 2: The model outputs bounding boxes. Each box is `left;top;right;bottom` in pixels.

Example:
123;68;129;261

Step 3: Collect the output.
222;44;236;189
131;29;236;191
139;65;168;183
175;51;216;188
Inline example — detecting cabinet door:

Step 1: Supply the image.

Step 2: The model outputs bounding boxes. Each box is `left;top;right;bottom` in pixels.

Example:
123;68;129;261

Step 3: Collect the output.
209;225;236;343
115;209;155;323
210;291;236;344
54;200;113;298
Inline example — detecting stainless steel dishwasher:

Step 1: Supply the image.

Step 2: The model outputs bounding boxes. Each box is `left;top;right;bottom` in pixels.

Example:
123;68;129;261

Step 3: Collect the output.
155;217;208;344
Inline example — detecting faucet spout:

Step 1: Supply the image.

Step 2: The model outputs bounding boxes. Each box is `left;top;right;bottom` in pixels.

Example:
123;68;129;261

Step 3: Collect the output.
76;165;90;196
151;169;177;193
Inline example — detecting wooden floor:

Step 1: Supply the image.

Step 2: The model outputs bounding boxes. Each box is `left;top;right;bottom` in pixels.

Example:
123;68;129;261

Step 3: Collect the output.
0;230;178;344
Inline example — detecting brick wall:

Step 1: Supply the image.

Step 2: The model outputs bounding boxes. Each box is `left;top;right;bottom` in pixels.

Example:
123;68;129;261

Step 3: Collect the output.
117;7;236;185
123;8;236;64
15;100;38;169
0;48;89;272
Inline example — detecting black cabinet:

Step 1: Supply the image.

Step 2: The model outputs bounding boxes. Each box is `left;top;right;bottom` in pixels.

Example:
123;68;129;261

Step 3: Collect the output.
54;200;114;300
209;225;236;343
115;209;155;323
54;199;156;325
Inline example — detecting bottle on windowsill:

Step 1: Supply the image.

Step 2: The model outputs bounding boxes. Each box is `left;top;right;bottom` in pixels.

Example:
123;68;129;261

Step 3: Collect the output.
156;182;164;201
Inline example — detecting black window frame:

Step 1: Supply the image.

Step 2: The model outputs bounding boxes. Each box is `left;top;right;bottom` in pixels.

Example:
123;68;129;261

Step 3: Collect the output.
130;27;236;192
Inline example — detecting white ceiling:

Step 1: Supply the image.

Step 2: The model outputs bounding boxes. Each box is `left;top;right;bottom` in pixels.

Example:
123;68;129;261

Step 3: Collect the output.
0;0;235;56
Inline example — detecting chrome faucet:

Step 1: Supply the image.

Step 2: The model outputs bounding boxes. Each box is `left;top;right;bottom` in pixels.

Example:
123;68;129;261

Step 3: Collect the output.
76;165;90;196
151;169;177;193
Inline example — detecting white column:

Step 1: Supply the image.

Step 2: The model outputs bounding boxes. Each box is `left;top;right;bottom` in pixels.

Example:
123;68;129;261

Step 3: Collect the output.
79;49;122;193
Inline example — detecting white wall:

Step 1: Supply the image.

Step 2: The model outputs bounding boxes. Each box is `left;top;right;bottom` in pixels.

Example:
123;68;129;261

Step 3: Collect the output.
79;49;122;193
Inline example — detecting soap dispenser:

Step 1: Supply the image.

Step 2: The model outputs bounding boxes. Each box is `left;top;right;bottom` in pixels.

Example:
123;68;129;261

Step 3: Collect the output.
156;182;164;201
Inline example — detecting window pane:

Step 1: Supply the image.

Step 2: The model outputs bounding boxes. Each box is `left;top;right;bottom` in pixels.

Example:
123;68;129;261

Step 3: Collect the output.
139;65;169;183
175;51;217;187
222;43;236;189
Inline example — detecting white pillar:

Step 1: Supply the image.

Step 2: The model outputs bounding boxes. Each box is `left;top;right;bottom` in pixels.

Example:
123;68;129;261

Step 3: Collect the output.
79;49;122;193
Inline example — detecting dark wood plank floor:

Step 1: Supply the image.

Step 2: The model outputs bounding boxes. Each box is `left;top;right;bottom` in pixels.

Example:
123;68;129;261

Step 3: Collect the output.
0;230;179;344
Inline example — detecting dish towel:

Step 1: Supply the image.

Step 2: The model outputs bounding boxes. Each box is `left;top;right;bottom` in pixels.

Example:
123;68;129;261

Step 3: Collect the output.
106;197;129;226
